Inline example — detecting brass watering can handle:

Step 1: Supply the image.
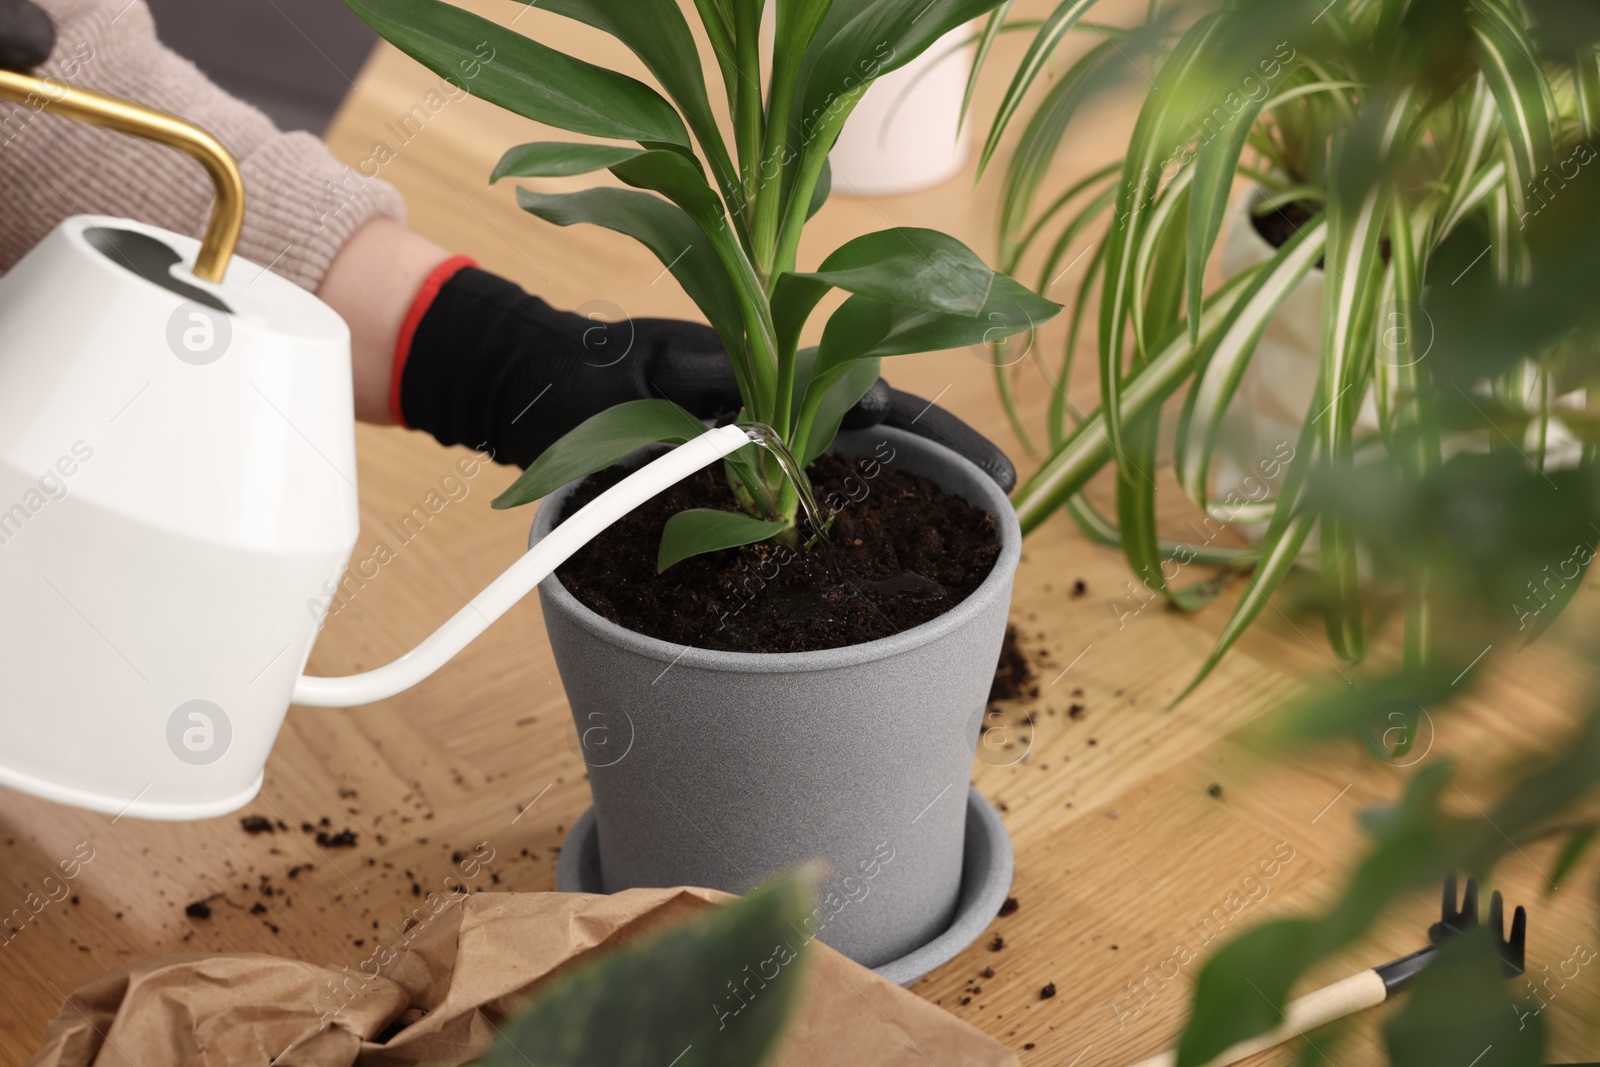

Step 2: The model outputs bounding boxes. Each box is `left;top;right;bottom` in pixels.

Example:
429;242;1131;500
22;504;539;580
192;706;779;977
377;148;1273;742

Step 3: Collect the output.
0;69;244;282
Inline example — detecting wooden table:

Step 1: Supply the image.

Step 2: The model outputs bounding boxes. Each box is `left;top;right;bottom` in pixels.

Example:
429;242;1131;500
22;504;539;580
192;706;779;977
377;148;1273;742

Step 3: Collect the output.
3;3;1597;1064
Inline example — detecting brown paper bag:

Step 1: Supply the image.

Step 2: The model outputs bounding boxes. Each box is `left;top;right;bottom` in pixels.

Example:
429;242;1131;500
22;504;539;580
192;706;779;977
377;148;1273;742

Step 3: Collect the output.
27;888;1018;1067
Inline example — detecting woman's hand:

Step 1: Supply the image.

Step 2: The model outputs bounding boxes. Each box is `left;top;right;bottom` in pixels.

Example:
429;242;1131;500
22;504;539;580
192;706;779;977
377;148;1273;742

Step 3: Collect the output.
322;220;1016;490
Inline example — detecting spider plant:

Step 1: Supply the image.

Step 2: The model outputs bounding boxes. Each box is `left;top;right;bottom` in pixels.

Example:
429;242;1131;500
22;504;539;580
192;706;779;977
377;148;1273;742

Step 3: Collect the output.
975;0;1600;693
345;0;1059;572
1168;159;1600;1067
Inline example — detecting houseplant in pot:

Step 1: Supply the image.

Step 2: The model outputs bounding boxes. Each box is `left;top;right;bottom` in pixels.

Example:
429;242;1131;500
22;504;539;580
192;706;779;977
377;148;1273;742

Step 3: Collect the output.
968;0;1600;692
344;0;1058;971
1155;150;1600;1065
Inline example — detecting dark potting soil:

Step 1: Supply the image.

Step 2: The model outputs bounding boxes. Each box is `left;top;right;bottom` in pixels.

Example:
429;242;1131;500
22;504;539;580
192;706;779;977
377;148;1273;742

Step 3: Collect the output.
1251;198;1319;250
1253;197;1388;265
988;624;1037;704
553;452;1000;653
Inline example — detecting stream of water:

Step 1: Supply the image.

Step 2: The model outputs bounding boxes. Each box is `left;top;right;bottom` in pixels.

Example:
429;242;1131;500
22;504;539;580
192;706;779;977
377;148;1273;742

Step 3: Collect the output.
740;424;947;605
740;423;827;537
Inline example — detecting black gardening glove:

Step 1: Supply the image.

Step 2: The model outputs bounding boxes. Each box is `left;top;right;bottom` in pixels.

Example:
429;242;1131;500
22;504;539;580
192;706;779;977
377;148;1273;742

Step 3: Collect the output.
399;265;1016;492
0;0;53;71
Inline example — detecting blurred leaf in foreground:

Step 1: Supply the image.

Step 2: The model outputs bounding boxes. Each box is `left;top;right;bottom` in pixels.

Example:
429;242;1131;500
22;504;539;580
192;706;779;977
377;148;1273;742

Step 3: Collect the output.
475;875;814;1067
1384;926;1542;1067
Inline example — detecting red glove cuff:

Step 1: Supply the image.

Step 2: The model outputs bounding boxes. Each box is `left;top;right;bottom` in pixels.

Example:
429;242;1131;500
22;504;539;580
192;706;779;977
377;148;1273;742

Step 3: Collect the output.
390;254;479;427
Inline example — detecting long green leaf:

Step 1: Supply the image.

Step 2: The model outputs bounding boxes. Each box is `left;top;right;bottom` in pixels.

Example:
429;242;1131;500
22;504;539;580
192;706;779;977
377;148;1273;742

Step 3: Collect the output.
1320;514;1365;663
491;142;645;182
1384;927;1544;1067
1379;202;1439;475
1319;121;1394;663
493;399;704;508
1175;448;1316;700
1184;82;1273;345
515;188;745;368
791;276;1059;462
608;149;726;223
1115;187;1190;606
792;0;1006;141
691;0;740;119
1046;215;1114;447
343;0;690;147
998;39;1122;259
797;356;880;467
1099;14;1224;469
572;151;782;417
816;274;1059;371
1190;515;1312;703
524;151;774;415
1435;157;1505;246
799;228;998;315
1470;0;1553;202
806;158;832;221
1435;78;1500;239
516;0;740;207
1062;493;1257;568
760;0;837;261
731;0;765;225
961;1;1014;130
659;509;791;570
1576;47;1600;137
1011;160;1121;276
1128;164;1193;358
1013;270;1257;532
980;0;1103;175
1319;89;1417;662
1174;217;1329;515
1545;823;1597;896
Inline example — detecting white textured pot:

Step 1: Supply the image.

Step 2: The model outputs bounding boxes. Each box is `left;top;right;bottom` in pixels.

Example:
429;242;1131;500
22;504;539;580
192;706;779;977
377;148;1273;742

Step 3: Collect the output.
1215;196;1587;498
827;26;973;196
1213;199;1371;499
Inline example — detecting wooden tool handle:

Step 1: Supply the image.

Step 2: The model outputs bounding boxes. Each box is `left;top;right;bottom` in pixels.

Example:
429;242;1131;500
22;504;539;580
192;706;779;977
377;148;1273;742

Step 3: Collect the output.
1127;969;1388;1067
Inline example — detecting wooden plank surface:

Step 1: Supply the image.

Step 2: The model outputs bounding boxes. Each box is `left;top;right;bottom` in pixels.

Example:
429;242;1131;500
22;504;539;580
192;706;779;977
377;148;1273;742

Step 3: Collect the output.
3;3;1598;1065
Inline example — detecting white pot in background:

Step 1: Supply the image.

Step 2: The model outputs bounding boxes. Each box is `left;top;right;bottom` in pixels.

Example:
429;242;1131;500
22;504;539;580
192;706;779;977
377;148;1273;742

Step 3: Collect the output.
1213;196;1586;506
1212;199;1365;500
827;26;974;196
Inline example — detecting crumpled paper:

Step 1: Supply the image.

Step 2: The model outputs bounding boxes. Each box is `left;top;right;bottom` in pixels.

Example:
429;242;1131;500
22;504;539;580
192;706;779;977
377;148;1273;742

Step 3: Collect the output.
27;887;1018;1067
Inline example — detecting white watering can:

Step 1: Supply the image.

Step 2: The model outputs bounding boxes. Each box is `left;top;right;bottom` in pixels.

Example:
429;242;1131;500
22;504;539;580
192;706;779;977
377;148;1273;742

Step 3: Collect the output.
0;72;751;820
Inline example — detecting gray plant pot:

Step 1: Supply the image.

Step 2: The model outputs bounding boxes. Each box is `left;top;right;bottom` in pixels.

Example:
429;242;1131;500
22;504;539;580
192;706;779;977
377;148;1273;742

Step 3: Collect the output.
528;426;1021;968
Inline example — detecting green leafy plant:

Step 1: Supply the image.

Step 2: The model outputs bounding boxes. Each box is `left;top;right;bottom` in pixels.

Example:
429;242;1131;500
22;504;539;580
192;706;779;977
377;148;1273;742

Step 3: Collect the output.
472;874;814;1067
1170;441;1600;1066
346;0;1060;569
971;3;1600;1060
974;0;1600;692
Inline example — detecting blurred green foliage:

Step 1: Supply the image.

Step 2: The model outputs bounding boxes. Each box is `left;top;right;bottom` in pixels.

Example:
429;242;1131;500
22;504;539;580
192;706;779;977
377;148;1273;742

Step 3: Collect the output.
472;876;813;1067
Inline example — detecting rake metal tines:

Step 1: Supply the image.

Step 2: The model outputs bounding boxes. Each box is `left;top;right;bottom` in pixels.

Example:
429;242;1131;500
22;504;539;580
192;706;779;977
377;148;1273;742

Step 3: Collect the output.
1430;874;1528;976
1379;875;1527;992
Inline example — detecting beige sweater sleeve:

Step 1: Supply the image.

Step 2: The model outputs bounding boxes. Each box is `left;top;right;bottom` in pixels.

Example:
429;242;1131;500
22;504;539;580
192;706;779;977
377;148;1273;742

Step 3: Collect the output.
0;0;406;290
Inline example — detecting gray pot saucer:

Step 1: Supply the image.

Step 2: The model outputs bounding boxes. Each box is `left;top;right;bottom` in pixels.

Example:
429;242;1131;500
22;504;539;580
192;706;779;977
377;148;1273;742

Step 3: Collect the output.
555;784;1014;987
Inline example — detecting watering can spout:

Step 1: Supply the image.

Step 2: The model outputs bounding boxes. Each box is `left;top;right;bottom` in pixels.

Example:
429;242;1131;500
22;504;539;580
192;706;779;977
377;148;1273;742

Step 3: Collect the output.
292;423;754;708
